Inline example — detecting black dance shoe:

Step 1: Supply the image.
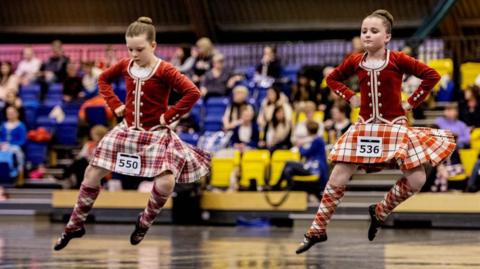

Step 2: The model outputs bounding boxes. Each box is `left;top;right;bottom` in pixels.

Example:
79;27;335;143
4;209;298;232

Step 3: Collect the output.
295;233;327;254
130;214;149;245
53;227;86;251
368;204;382;241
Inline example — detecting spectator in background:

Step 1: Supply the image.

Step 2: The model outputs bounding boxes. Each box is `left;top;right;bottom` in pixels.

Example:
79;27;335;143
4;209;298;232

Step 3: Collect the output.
261;105;292;151
14;46;42;86
256;45;282;79
466;157;480;192
273;121;328;199
290;70;320;109
78;93;114;123
37;40;70;101
0;61;19;101
1;91;25;122
173;112;200;134
291;101;324;146
321;85;348;121
40;40;70;83
170;44;195;73
97;45;118;70
344;36;363;59
324;103;351;145
223;85;253;130
433;73;454;102
81;61;102;99
190;37;216;83
200;53;241;99
257;85;292;132
230;105;259;152
435;103;470;148
339;37;364;94
57;125;109;189
459;85;480;127
0;107;27;173
63;62;83;103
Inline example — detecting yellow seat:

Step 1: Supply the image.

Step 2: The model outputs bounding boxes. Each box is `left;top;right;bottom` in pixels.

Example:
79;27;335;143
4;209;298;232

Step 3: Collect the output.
448;174;468;182
470;128;480;150
292;111;298;126
428;58;453;89
297;111;324;124
428;58;453;75
270;150;301;186
350;106;360;123
292;174;318;182
240;150;271;187
210;151;241;188
460;62;480;90
459;149;479;176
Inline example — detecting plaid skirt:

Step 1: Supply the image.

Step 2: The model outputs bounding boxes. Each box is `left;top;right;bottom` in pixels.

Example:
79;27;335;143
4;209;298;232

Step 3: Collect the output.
329;123;456;171
91;122;211;183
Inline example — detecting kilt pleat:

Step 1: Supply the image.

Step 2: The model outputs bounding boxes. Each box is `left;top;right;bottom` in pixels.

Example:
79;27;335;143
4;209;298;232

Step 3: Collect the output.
329;123;455;170
91;122;211;183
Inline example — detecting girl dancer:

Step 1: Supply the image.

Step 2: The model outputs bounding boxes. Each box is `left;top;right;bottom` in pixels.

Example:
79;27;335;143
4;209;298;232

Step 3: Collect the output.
54;16;210;250
296;9;455;254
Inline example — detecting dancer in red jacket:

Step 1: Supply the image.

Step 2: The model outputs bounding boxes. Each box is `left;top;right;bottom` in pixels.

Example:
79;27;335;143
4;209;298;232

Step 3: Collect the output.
296;9;455;254
54;16;210;251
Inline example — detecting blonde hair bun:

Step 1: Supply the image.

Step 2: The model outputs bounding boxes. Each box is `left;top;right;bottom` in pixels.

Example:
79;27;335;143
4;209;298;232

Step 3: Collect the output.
371;9;394;27
137;16;153;24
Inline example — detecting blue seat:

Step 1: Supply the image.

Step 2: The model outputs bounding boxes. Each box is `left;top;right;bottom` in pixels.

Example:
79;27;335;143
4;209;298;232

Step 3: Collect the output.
26;142;48;166
0;151;16;179
114;88;126;103
233;66;256;81
55;123;78;145
206;97;229;107
43;98;62;107
36;116;56;133
49;83;63;94
37;104;54;117
205;107;226;117
203;116;223;132
21;83;41;93
23;102;39;129
63;102;81;116
85;106;108;126
178;132;200;146
0;162;12;183
20;85;41;101
281;64;301;83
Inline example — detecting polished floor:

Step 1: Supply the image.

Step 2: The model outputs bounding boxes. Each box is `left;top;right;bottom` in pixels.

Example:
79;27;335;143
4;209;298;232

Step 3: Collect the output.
0;217;479;269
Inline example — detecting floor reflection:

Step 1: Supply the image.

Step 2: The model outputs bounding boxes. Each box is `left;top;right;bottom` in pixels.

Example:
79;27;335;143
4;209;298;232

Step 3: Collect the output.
0;217;478;268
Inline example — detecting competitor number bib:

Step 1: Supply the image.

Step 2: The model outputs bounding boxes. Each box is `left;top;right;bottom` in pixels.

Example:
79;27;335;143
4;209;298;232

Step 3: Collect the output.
356;136;382;157
115;153;141;175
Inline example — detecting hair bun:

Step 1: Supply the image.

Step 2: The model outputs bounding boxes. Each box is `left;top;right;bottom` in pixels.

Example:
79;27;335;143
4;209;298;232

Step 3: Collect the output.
372;9;394;27
137;16;153;24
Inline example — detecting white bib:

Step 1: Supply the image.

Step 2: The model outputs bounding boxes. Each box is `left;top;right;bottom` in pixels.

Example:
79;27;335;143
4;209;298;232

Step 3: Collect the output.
115;153;141;175
356;136;383;157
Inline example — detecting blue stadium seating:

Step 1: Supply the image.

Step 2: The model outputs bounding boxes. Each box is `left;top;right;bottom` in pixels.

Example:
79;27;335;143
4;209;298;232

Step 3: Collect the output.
26;142;48;166
85;106;108;126
178;132;200;146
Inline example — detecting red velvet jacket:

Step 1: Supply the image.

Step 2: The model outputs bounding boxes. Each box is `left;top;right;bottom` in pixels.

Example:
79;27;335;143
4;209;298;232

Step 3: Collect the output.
99;58;200;131
327;50;440;124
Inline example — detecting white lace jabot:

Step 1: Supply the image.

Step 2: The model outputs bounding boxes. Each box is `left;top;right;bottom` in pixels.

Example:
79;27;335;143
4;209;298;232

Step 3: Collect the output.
362;58;385;69
130;65;153;79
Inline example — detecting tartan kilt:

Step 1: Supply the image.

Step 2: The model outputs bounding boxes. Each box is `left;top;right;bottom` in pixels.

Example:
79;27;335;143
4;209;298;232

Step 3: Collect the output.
91;122;211;183
329;123;456;171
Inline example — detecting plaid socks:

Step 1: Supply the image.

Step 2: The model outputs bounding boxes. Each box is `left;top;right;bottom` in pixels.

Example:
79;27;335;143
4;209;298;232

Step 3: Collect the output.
306;184;346;237
375;177;415;222
65;183;100;233
139;185;169;229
